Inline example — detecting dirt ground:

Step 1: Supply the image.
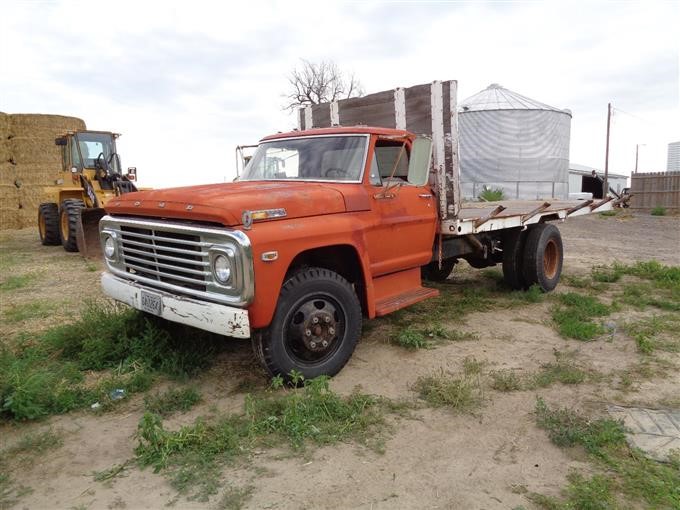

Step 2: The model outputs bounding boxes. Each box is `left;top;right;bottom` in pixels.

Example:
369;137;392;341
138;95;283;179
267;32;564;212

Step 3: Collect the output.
1;211;679;510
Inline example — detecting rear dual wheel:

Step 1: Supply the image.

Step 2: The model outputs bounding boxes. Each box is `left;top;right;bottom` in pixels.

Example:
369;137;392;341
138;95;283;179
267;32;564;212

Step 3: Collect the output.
502;224;563;292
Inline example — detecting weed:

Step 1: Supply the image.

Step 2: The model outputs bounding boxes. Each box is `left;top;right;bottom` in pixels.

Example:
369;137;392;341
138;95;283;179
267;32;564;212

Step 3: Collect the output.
134;376;394;501
599;210;618;217
651;206;667;216
624;315;680;354
561;274;592;289
0;274;35;291
478;185;505;201
490;370;524;392
394;328;429;350
217;485;254;510
591;265;622;283
533;359;587;388
144;387;201;417
1;301;221;421
3;301;55;323
534;398;625;453
528;472;615;510
551;293;610;340
414;364;483;412
511;284;545;303
92;461;132;483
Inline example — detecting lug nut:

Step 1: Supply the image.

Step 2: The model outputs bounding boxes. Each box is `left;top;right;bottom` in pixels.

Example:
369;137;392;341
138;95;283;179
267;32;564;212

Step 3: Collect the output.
328;327;335;335
310;341;317;349
312;317;319;324
322;340;328;347
324;316;331;323
305;329;312;336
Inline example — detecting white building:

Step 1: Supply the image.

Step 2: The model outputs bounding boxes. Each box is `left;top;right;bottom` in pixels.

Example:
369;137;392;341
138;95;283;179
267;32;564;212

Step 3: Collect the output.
569;163;628;198
667;141;680;171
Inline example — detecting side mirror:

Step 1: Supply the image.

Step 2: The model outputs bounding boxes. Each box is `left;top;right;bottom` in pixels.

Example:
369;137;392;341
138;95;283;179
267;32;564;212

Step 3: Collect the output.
126;167;137;181
55;137;67;146
407;136;433;186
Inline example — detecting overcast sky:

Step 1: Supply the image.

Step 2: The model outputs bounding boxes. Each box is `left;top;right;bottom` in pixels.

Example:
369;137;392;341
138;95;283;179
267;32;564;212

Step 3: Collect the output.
1;0;678;188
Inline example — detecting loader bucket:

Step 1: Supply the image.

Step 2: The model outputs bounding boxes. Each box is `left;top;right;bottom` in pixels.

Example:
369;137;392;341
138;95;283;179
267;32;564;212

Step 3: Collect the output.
77;208;106;258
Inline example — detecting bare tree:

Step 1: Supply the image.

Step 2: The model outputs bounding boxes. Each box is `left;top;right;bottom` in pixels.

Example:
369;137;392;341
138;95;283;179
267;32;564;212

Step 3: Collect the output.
284;59;363;111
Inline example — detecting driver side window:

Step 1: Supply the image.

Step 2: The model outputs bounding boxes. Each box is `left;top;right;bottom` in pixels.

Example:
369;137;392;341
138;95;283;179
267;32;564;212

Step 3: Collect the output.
370;141;409;186
70;140;82;169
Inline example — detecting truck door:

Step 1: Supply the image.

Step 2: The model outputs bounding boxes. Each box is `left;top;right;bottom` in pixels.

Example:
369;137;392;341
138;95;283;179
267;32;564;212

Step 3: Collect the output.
365;136;437;276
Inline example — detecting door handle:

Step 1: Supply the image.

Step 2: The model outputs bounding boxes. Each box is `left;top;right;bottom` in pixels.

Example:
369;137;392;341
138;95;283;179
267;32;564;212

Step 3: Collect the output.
418;194;433;199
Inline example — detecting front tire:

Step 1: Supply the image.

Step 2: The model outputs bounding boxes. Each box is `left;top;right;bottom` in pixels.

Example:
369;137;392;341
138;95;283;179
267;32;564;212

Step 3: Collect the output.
522;223;563;292
59;199;85;252
254;267;362;382
38;203;60;245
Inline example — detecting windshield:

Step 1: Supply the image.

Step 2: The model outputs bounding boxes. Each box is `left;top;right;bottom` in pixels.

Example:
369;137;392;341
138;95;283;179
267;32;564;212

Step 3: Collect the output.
240;135;367;182
74;132;119;171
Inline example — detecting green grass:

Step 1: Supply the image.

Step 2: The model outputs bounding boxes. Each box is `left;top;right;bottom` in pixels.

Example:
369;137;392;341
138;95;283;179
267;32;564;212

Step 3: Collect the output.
134;376;395;501
624;315;680;354
92;460;132;483
0;274;35;291
1;301;221;421
551;293;611;341
144;387;201;417
599;210;618;217
414;359;484;412
478;185;505;201
392;323;477;350
533;399;680;509
528;472;616;510
490;352;589;392
651;206;667;216
3;301;55;323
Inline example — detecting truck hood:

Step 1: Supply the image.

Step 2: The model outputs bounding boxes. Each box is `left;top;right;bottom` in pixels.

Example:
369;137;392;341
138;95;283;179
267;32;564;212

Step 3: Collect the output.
104;181;353;226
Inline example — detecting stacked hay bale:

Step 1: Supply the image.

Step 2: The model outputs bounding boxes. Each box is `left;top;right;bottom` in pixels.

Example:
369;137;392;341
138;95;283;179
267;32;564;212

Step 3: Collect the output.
0;113;86;230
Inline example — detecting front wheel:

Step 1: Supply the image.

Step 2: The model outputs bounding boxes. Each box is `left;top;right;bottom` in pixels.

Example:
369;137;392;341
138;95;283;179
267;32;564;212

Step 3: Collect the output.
59;199;85;252
253;267;362;382
421;258;457;282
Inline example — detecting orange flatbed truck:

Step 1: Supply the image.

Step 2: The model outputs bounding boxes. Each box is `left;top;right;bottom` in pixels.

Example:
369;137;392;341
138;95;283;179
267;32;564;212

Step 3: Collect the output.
97;80;624;381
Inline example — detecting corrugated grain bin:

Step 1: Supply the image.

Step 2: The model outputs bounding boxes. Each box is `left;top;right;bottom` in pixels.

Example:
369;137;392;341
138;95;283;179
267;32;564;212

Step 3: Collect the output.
459;84;571;200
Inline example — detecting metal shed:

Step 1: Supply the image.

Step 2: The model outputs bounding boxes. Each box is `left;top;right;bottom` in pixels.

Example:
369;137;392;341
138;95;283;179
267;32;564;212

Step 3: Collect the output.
459;84;572;200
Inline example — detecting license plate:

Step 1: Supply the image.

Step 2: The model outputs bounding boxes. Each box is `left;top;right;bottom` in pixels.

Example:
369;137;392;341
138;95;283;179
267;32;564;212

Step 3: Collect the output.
140;290;162;316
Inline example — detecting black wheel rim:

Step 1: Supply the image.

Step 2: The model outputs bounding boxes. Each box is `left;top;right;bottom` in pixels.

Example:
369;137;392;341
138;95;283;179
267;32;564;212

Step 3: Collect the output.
283;292;347;366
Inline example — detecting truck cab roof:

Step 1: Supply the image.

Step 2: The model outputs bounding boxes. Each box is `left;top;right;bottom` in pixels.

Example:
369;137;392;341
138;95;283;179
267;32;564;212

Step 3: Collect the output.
261;126;414;141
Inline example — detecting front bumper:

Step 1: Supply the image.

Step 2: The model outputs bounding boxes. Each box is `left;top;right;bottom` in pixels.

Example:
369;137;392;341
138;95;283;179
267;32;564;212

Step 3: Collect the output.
101;272;250;339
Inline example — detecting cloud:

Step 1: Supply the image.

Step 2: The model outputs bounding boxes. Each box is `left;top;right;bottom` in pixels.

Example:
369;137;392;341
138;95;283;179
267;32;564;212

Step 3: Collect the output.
1;0;678;186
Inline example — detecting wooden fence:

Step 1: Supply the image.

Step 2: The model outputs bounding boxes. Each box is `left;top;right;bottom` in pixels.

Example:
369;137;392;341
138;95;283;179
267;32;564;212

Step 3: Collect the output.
630;171;680;210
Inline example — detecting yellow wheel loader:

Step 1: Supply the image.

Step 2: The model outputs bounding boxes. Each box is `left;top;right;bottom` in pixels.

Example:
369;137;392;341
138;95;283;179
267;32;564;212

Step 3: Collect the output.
38;130;138;256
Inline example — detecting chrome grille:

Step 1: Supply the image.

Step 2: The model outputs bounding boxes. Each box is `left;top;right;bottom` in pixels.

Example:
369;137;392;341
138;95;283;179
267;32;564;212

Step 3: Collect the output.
119;226;210;291
100;215;254;307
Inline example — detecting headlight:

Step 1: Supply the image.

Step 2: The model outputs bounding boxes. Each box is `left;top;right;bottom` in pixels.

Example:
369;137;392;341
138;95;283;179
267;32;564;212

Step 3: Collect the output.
104;235;116;259
212;254;232;284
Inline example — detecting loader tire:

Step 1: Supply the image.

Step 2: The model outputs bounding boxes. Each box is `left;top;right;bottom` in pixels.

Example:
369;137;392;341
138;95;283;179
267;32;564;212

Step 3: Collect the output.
502;227;528;290
254;267;362;383
59;199;85;252
522;223;563;292
38;203;60;245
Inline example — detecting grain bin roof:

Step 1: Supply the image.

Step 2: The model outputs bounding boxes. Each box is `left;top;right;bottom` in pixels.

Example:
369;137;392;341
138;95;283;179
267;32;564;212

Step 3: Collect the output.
459;84;571;116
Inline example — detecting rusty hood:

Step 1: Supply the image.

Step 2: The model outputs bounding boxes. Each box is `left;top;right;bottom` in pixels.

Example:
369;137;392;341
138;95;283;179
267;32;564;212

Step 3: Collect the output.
104;181;353;226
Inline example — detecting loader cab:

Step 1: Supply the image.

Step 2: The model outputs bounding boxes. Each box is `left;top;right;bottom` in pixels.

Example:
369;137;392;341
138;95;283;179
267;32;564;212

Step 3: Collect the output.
56;131;120;173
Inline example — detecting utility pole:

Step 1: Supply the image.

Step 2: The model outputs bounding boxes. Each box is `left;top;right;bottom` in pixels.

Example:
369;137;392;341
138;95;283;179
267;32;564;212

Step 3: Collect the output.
603;102;611;198
634;143;645;174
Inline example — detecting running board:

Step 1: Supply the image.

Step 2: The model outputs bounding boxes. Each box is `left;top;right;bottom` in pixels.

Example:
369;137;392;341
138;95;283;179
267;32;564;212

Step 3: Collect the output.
375;287;439;316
